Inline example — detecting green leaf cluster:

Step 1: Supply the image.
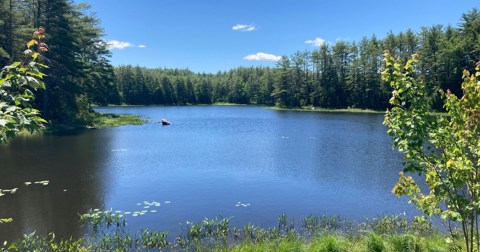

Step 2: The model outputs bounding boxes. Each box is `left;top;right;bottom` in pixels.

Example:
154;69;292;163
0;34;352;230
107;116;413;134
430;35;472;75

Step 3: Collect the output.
0;28;47;144
383;51;480;251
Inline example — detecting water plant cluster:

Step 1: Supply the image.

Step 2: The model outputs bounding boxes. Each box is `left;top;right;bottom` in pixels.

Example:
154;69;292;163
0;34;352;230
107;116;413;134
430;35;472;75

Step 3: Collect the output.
0;180;50;198
0;211;462;251
87;200;169;220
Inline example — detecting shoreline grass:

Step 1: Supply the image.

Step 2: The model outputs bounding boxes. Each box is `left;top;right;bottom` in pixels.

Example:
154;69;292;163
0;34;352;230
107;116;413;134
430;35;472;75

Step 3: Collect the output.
89;112;147;129
1;212;462;251
13;112;146;139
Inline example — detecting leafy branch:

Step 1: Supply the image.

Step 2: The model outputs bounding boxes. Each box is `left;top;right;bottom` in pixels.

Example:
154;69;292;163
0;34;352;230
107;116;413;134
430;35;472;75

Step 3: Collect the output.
0;27;49;144
383;51;480;252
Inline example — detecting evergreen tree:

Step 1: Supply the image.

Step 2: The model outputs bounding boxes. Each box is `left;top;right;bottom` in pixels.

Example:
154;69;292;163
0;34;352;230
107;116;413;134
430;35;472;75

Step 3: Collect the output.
272;56;292;107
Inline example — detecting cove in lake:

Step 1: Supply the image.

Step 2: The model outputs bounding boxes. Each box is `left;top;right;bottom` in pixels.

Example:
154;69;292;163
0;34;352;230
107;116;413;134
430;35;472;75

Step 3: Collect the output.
0;106;415;241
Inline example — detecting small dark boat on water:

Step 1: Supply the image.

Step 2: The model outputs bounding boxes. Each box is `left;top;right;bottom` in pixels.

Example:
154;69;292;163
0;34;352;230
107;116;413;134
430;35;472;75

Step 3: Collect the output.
161;119;170;125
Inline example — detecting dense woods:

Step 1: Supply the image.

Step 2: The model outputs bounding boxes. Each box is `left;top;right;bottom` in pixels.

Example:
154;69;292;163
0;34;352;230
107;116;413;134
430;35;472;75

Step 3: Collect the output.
1;2;480;127
0;0;115;126
112;9;480;110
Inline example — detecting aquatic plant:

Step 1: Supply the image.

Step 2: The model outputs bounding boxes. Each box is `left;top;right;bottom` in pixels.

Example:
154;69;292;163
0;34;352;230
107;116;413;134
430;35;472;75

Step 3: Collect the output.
0;212;462;251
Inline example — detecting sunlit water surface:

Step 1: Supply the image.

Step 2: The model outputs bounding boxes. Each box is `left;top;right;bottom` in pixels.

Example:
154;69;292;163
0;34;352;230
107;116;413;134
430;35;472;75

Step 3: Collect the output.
0;106;415;241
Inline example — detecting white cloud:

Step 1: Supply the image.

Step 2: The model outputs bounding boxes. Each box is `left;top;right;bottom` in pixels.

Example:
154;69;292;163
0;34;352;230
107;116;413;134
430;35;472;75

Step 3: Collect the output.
305;37;326;46
232;24;256;32
243;52;281;61
138;45;147;48
107;40;134;50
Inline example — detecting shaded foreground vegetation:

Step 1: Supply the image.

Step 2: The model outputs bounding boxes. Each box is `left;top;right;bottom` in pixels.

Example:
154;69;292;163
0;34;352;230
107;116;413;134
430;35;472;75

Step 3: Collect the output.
0;211;464;251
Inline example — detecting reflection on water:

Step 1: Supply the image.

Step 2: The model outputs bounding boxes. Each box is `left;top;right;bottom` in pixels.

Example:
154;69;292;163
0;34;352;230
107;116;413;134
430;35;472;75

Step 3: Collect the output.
0;130;111;240
0;106;414;241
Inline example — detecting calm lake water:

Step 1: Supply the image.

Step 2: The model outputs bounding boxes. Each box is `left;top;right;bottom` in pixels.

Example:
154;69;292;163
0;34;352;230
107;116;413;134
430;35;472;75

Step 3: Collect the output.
0;106;415;241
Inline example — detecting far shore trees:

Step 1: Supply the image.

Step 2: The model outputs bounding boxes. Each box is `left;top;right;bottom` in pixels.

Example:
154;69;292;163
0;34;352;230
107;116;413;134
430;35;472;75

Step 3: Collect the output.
110;9;480;111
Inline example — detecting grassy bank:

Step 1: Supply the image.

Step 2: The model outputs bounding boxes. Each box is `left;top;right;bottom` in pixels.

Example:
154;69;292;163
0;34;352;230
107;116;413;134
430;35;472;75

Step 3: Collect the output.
14;113;146;139
89;112;147;128
227;233;450;252
1;212;462;251
3;232;450;252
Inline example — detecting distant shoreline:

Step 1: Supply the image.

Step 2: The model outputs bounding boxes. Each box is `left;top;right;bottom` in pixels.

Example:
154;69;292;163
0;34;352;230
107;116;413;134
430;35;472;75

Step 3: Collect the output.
267;106;385;113
93;103;386;113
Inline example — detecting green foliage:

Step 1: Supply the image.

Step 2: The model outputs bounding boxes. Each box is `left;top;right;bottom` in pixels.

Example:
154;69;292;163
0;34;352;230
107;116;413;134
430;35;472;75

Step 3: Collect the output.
107;8;480;114
80;209;169;250
2;212;457;251
1;0;116;128
0;27;47;144
309;234;347;252
389;234;421;252
366;232;385;252
90;112;146;128
2;4;480;126
383;50;480;251
3;232;86;252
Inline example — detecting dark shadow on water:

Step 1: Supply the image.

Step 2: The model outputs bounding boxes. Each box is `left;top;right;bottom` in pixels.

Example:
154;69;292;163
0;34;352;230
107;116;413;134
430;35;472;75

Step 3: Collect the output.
44;128;91;137
0;129;113;241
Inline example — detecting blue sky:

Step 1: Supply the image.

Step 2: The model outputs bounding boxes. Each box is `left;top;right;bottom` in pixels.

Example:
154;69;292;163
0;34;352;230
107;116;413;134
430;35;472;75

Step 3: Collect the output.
77;0;478;73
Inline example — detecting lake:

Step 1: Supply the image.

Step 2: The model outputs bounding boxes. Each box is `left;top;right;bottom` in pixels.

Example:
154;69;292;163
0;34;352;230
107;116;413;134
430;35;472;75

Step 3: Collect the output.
0;106;415;241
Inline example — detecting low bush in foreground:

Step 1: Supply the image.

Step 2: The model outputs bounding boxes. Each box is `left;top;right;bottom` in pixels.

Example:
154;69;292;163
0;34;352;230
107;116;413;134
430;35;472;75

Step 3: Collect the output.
0;212;464;251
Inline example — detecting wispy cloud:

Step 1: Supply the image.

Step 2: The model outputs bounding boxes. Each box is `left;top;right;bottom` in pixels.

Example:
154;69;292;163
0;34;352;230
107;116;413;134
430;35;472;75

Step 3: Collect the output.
138;45;147;48
305;37;326;46
232;24;256;32
107;40;134;50
243;52;281;61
